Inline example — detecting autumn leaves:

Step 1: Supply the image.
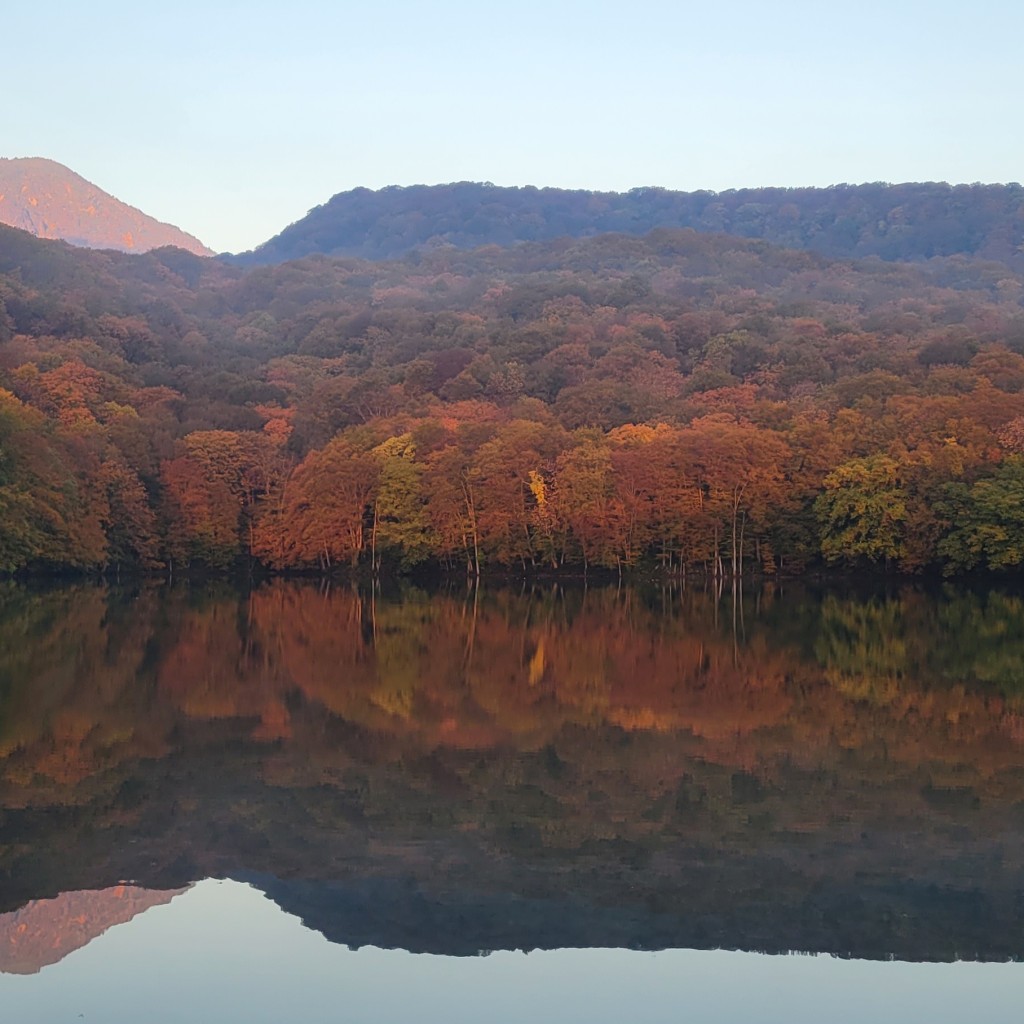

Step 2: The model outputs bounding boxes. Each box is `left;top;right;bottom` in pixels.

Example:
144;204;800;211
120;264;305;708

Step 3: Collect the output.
154;414;801;575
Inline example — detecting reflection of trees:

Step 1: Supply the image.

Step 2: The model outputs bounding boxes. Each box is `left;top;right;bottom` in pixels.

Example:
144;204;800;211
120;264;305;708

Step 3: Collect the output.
934;592;1024;697
7;580;1024;811
816;594;912;704
233;582;795;752
8;582;1024;961
816;587;1024;704
0;580;789;809
0;583;166;791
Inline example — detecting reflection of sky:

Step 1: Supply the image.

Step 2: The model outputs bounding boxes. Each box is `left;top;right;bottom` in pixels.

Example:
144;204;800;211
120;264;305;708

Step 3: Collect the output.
1;880;1021;1023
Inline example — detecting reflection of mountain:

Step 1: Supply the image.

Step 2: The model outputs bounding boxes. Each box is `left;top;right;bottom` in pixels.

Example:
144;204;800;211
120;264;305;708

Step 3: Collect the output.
3;581;1024;961
250;858;1023;961
0;885;188;974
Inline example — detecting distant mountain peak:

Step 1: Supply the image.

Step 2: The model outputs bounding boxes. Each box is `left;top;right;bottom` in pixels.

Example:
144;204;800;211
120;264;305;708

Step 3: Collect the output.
0;157;212;256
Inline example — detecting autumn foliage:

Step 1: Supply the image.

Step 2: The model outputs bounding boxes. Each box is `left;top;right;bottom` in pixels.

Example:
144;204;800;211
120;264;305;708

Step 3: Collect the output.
3;222;1024;575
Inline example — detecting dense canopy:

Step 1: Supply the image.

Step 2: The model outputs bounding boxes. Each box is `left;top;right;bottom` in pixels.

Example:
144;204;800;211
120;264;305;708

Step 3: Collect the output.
1;216;1024;576
233;181;1024;267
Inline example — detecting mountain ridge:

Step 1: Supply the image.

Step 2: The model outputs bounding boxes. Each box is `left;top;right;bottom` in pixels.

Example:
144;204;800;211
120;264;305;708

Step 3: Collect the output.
231;179;1024;267
0;157;212;257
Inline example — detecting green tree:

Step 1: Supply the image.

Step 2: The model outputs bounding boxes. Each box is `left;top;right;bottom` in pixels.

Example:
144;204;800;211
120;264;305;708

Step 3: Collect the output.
938;458;1024;572
372;435;435;569
815;454;908;565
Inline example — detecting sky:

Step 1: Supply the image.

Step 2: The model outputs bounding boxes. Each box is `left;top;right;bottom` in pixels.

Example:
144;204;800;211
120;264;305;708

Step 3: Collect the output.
4;0;1022;253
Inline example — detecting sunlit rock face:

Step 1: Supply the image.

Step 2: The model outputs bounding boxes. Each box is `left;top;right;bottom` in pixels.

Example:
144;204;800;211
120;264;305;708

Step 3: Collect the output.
0;885;190;974
0;158;212;255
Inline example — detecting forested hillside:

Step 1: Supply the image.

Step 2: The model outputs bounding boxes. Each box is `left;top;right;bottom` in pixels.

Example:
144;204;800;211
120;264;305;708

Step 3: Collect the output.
2;221;1024;576
234;181;1024;266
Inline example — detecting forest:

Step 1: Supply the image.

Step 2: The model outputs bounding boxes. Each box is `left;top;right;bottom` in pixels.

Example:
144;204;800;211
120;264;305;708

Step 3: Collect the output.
2;215;1024;576
233;181;1024;266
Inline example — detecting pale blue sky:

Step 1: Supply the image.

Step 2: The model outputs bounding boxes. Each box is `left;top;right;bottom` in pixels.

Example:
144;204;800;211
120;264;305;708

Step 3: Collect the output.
4;0;1022;252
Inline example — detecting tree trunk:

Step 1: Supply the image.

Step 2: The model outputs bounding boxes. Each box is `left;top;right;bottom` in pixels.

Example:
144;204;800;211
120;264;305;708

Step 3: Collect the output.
371;501;379;576
739;510;746;578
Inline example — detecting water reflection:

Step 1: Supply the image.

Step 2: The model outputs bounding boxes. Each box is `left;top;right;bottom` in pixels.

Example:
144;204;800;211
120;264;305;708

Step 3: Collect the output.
2;880;1023;1024
2;580;1024;964
0;886;190;974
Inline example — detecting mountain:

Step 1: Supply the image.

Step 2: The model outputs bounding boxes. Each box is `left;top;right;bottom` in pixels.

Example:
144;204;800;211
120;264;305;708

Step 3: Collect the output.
0;157;212;256
0;885;189;974
232;180;1024;266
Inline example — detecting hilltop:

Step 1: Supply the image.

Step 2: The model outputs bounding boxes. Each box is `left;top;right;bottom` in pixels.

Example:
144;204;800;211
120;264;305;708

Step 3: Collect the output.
232;179;1024;266
0;157;212;256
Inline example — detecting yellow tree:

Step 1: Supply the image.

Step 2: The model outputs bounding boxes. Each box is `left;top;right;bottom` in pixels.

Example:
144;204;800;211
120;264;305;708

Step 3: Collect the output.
551;434;620;569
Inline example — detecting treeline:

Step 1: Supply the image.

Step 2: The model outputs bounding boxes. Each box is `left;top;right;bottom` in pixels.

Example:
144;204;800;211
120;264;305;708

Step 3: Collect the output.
234;180;1024;266
2;223;1024;575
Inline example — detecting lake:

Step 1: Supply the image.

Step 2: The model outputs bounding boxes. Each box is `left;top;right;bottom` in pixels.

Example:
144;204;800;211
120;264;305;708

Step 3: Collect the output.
2;578;1024;1021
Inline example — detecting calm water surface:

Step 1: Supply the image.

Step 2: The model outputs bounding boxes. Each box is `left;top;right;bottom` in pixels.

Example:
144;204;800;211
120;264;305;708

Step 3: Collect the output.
2;579;1024;1020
